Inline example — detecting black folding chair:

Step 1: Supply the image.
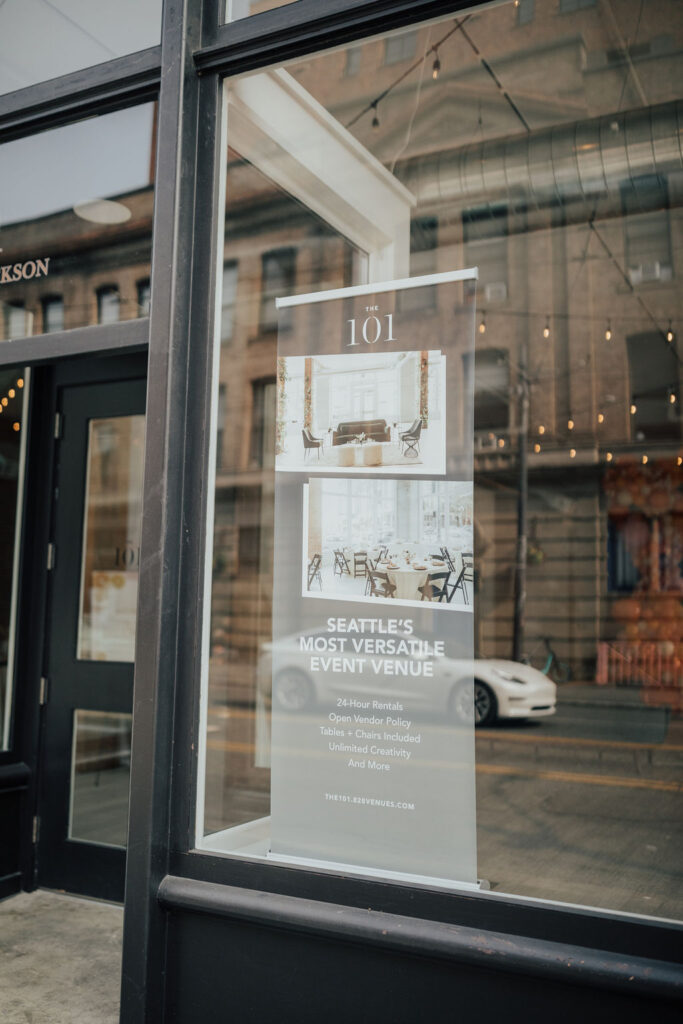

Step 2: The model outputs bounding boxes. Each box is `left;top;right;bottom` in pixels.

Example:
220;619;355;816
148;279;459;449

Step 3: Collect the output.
451;553;473;604
354;551;368;578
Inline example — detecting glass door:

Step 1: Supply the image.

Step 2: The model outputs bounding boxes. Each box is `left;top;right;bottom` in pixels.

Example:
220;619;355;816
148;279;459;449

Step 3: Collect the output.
38;370;145;902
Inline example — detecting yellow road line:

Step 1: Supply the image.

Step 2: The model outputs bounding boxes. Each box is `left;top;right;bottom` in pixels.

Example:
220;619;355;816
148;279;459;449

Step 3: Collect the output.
475;763;682;792
476;730;683;753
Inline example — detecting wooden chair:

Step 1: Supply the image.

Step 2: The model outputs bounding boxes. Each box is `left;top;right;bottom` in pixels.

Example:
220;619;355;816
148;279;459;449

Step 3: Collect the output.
307;553;323;590
368;571;397;599
353;551;368;578
418;570;451;602
333;549;351;577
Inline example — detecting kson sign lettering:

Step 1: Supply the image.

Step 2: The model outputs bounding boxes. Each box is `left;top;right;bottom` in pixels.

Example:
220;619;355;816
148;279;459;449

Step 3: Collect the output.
0;257;50;284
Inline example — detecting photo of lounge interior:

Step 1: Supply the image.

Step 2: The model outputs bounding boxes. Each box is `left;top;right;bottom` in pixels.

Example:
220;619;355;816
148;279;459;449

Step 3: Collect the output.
303;477;473;608
276;351;445;474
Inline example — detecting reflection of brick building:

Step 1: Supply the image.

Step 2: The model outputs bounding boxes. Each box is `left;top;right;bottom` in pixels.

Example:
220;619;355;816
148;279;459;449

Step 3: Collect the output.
3;2;680;706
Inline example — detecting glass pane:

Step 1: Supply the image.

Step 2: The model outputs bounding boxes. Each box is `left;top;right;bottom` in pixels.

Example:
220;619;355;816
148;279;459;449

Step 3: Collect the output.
69;710;132;847
0;104;155;341
0;368;28;750
225;0;299;22
77;415;145;662
0;1;162;96
201;3;683;922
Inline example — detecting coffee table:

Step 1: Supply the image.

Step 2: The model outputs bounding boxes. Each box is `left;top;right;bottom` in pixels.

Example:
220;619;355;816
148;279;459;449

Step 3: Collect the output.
336;442;383;467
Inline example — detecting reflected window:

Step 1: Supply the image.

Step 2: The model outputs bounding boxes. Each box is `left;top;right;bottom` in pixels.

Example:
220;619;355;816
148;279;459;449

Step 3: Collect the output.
464;205;508;302
384;31;417;65
3;301;28;339
623;177;672;285
221;262;238;342
249;377;276;468
97;286;120;325
42;296;64;334
137;279;151;317
259;249;295;333
517;0;534;24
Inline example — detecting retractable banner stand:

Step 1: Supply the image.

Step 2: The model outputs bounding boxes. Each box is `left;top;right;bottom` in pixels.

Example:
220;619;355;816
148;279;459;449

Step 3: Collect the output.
270;270;478;887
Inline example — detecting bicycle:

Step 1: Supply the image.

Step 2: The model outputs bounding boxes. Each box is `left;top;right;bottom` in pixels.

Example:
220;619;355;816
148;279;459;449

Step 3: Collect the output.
523;636;571;683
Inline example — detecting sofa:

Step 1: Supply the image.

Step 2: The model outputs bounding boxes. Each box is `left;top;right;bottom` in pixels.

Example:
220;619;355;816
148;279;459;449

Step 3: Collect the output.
332;418;391;446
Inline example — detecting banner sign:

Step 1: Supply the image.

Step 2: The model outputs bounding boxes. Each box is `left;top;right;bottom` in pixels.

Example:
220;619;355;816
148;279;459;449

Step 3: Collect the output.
270;270;478;886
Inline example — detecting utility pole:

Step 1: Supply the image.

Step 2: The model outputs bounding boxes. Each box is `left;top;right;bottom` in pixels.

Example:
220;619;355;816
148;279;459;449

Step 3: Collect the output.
513;336;529;663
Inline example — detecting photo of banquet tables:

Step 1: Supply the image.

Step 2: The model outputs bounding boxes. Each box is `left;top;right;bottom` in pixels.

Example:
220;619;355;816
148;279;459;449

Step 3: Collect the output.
303;478;473;609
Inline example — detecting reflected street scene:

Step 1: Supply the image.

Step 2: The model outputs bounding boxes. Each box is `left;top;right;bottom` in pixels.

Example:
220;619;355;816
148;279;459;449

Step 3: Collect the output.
199;0;683;922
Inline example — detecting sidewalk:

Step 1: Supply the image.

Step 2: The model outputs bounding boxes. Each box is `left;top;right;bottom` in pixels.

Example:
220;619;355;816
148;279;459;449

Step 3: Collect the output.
0;889;123;1024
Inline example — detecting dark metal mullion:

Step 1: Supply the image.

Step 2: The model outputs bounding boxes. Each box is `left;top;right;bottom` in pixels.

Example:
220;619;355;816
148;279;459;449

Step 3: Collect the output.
119;0;205;1019
0;319;148;369
0;47;161;143
196;0;476;74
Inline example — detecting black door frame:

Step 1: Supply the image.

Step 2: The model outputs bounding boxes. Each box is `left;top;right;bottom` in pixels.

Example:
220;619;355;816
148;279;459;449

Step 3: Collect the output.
36;365;146;902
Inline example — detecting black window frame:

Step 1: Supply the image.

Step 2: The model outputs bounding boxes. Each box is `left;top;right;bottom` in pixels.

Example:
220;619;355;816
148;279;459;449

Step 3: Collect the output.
0;3;680;1023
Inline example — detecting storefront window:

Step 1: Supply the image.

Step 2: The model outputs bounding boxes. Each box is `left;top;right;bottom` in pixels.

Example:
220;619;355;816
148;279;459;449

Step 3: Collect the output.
0;1;162;96
200;1;683;922
0;105;156;342
0;367;28;750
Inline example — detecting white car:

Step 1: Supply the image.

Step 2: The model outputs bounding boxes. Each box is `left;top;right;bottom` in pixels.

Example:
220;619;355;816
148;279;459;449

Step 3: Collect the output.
259;630;556;726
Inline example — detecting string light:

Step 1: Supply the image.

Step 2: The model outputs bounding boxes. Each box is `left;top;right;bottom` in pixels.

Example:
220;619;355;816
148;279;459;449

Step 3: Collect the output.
567;416;574;431
666;321;674;343
534;443;541;453
8;388;15;398
630;399;637;415
479;314;486;335
538;425;545;435
597;412;605;424
669;390;677;405
497;437;505;448
606;452;613;462
17;378;24;388
605;321;612;341
12;422;19;432
431;51;441;80
543;317;550;339
371;102;380;130
1;398;7;407
570;448;577;459
642;454;648;465
678;456;682;467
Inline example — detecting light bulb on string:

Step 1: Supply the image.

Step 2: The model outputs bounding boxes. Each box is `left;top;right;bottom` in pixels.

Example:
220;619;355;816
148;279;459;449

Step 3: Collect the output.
598;412;605;424
17;378;24;388
570;448;576;459
669;390;677;405
534;443;541;453
606;452;613;462
497;437;505;448
567;416;574;431
677;456;682;467
605;321;612;341
432;51;441;80
543;317;550;339
630;398;637;415
479;314;486;335
666;321;674;343
12;422;19;432
538;425;545;435
642;454;648;465
8;388;15;398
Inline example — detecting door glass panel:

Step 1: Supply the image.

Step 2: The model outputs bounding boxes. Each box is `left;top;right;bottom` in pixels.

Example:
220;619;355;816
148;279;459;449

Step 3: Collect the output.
69;710;132;847
77;415;145;662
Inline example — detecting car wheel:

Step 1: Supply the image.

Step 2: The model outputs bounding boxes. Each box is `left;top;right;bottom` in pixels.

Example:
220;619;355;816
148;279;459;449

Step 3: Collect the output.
449;680;474;724
273;668;314;712
473;680;497;726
